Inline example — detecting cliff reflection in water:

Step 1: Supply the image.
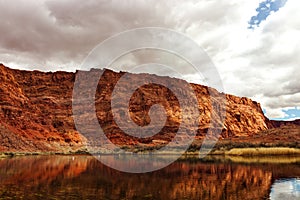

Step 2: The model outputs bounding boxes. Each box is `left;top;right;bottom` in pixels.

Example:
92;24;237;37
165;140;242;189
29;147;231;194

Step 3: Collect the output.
0;155;300;200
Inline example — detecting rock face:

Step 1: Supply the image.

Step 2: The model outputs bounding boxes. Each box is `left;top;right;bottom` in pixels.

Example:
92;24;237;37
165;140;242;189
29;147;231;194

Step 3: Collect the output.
0;64;82;152
0;64;284;152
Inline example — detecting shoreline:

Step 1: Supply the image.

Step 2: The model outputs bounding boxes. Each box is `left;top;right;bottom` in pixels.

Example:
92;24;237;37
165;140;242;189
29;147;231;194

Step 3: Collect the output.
1;147;300;158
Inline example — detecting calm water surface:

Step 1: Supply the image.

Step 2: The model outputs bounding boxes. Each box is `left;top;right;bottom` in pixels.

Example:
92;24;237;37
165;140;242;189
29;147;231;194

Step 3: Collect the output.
0;155;299;200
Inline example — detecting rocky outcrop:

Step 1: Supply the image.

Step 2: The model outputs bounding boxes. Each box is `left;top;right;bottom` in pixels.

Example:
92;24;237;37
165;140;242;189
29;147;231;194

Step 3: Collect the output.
0;64;285;152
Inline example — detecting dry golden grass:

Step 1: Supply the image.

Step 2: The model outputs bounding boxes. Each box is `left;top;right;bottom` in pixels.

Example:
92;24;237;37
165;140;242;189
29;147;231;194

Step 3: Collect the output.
225;147;300;156
226;155;300;164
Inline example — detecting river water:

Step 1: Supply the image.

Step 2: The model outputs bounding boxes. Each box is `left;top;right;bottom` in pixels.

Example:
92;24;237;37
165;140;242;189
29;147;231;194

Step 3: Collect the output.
0;155;299;200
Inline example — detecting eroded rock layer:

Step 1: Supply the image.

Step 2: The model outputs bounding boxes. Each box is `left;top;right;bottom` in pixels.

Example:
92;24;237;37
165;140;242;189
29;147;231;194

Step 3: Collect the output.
0;64;280;152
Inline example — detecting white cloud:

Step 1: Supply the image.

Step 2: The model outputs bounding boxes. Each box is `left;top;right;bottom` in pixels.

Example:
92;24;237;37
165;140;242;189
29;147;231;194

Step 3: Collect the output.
265;108;288;119
204;0;300;119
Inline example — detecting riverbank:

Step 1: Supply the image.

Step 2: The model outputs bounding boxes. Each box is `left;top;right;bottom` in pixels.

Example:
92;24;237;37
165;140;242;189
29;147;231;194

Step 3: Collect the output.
1;147;300;158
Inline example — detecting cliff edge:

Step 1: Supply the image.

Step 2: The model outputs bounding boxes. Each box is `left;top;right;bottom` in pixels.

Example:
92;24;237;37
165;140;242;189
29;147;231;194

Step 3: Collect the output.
0;64;298;152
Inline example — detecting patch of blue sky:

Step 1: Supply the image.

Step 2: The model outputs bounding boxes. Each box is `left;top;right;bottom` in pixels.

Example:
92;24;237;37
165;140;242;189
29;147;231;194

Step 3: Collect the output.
248;0;288;29
273;107;300;121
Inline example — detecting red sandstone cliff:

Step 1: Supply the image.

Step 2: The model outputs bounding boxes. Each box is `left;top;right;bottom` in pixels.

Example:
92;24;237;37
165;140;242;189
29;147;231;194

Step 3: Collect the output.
0;64;297;152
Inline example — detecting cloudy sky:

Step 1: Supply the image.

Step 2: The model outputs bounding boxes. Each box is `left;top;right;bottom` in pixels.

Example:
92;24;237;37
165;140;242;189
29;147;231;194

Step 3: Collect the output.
0;0;299;120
